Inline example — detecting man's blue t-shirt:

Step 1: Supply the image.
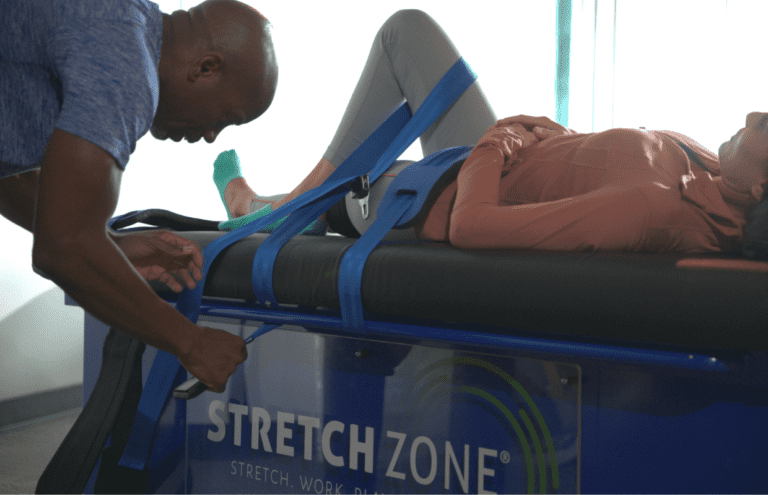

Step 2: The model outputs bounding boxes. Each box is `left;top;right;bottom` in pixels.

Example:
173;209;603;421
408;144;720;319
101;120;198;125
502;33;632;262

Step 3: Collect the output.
0;0;163;179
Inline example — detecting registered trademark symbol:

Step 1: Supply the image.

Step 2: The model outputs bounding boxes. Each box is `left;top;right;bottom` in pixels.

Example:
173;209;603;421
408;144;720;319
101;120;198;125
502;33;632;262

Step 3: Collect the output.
500;451;511;464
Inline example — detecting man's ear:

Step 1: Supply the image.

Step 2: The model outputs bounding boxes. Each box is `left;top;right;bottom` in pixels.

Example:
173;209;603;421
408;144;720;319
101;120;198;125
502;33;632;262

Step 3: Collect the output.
187;53;224;82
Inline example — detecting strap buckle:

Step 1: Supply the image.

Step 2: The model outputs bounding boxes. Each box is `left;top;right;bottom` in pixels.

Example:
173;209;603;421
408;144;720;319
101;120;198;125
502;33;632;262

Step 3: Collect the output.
351;174;370;220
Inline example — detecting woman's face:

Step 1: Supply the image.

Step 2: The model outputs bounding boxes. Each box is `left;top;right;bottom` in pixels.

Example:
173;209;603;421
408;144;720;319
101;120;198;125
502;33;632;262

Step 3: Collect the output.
718;112;768;195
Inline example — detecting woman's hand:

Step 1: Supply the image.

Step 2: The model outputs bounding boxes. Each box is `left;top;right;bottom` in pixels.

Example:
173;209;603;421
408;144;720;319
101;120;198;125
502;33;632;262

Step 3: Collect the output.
494;115;575;137
472;114;578;168
112;230;203;292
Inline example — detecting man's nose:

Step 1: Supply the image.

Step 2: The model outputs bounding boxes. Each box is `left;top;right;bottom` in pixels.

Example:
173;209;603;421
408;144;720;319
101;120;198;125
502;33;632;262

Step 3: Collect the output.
204;130;219;143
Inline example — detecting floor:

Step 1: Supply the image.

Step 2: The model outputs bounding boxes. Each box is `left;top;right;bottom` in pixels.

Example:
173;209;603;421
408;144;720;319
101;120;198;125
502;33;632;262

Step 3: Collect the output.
0;408;80;494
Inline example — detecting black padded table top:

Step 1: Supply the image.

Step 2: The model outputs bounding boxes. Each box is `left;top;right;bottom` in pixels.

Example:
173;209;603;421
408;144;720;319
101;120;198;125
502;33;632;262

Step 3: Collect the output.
172;231;768;352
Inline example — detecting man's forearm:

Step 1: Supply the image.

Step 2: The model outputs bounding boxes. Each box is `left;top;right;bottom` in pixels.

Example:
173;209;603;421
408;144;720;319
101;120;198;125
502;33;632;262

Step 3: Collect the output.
0;170;39;232
33;227;198;358
26;129;246;392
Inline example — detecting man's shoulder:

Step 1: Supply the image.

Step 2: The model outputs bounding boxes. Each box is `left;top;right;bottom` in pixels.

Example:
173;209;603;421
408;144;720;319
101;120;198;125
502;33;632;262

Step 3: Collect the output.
53;0;164;169
57;0;162;27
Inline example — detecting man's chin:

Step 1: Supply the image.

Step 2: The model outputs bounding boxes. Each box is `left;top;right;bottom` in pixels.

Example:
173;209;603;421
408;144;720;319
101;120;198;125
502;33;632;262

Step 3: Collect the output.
150;127;168;140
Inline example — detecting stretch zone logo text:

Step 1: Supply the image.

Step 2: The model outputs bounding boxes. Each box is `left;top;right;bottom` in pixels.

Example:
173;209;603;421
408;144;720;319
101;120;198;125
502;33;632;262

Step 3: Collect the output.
207;401;500;493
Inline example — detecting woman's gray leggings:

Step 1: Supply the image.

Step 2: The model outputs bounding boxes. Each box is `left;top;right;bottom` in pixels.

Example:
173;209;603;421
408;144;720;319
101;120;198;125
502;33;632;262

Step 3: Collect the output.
322;9;497;167
254;10;498;235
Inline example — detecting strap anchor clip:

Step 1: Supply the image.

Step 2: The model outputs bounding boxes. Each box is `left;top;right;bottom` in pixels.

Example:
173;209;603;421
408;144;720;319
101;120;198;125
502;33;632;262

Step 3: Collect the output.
351;174;370;219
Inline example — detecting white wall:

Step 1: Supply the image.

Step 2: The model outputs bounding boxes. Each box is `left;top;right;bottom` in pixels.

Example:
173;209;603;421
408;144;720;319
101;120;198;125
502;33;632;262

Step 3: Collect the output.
0;289;83;402
0;218;84;402
0;1;555;401
119;0;556;218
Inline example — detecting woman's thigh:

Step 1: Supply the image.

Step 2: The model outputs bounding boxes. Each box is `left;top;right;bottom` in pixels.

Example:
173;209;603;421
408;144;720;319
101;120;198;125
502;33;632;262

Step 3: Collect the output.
323;9;497;166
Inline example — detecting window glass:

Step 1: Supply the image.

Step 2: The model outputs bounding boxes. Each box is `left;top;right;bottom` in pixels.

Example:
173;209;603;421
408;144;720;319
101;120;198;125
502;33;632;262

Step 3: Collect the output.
611;0;766;153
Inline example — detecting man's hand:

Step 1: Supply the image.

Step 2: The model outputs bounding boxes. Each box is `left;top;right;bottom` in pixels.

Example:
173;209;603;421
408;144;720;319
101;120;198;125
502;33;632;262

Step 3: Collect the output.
178;325;248;393
224;177;262;218
112;230;203;293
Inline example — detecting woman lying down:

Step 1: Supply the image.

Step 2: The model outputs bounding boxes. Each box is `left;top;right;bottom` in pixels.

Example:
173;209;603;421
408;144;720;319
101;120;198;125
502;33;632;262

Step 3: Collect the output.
213;9;767;253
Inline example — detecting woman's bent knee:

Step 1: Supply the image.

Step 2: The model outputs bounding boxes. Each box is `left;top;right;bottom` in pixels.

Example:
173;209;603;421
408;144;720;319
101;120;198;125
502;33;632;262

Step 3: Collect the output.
378;9;447;49
382;9;435;33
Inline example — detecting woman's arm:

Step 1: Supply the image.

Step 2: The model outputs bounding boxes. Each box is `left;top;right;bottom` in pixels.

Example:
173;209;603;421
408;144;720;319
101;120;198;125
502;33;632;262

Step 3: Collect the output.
449;147;650;251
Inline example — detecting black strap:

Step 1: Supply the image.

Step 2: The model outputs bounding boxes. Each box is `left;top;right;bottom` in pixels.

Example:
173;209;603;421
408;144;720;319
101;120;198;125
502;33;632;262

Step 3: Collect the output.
397;158;465;229
108;209;220;232
36;329;145;494
324;159;466;237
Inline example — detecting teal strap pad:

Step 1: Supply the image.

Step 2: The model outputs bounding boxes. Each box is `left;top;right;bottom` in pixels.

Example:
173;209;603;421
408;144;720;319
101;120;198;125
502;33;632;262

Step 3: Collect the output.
219;202;276;231
218;202;326;235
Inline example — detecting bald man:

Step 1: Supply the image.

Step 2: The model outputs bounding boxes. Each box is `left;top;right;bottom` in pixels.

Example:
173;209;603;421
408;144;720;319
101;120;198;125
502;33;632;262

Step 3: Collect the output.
0;0;278;392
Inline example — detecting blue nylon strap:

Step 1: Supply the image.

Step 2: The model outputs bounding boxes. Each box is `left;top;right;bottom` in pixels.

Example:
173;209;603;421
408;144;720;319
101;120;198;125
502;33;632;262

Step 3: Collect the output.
252;191;350;306
339;194;413;331
364;58;476;186
337;146;473;331
377;146;473;226
245;323;280;344
250;103;416;306
118;350;186;470
175;102;411;323
118;57;477;472
117;100;413;472
252;58;478;307
119;323;278;470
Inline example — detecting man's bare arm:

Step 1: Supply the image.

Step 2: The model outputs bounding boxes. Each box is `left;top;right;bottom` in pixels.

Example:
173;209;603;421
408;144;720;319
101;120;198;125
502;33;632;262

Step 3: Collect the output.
30;129;245;391
0;169;39;232
0;164;205;294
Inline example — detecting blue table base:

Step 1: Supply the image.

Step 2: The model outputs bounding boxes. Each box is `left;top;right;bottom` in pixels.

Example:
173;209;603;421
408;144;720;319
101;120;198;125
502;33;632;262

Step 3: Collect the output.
80;301;768;494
